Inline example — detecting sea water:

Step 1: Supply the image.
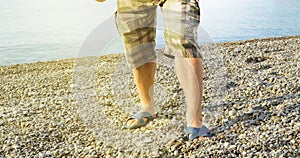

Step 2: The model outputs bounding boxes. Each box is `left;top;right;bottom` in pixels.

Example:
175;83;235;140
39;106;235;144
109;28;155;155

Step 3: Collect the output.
0;0;299;66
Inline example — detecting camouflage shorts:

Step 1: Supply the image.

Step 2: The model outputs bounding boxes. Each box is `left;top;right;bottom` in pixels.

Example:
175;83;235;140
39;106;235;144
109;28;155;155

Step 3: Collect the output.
115;0;201;68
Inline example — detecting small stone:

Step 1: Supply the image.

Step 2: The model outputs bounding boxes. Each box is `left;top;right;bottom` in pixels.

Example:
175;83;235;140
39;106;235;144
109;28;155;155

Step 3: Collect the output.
229;110;236;117
144;137;153;143
223;142;230;148
70;84;80;89
174;150;179;157
39;152;47;158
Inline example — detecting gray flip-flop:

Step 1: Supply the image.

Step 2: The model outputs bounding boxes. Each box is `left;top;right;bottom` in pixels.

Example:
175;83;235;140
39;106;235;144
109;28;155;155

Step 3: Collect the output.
184;125;212;140
125;112;154;129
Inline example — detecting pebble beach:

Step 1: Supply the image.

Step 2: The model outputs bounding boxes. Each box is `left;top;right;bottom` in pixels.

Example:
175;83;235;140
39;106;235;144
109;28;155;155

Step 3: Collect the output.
0;35;299;157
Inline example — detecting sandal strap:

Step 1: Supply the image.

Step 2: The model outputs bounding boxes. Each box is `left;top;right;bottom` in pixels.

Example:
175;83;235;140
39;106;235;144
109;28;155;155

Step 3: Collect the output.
130;112;153;125
185;125;212;140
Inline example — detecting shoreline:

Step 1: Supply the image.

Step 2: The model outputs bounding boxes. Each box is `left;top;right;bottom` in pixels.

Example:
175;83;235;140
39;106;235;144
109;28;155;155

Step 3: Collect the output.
1;35;299;68
0;35;299;157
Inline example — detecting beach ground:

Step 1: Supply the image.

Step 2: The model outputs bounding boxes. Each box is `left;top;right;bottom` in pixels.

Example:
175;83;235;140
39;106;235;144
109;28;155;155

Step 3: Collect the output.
0;36;299;157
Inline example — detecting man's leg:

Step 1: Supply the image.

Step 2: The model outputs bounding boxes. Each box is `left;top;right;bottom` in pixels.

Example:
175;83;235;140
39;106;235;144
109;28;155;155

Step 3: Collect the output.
161;0;208;139
115;2;158;127
127;62;157;126
174;57;203;129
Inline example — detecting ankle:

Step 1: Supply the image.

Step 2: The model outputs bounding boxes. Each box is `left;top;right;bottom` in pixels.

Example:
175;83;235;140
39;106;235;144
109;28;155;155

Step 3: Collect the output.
140;104;155;115
187;121;202;128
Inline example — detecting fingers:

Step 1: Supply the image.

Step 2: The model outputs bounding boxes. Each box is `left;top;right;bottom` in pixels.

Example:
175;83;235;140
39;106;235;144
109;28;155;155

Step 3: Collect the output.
95;0;106;3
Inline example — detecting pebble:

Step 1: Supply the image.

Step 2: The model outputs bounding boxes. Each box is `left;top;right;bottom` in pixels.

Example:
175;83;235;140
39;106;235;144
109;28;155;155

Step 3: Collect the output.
143;137;153;144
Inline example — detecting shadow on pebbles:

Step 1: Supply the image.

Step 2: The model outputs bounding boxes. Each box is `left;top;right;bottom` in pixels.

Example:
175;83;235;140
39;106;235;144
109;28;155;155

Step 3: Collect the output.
0;36;299;157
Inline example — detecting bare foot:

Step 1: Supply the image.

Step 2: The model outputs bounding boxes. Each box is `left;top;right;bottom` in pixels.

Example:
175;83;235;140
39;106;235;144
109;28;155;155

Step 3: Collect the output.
126;113;156;128
185;125;211;141
192;136;208;142
127;118;147;127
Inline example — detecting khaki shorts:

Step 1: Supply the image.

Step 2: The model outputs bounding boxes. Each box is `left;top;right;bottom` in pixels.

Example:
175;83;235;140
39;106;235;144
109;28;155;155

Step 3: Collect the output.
115;0;201;68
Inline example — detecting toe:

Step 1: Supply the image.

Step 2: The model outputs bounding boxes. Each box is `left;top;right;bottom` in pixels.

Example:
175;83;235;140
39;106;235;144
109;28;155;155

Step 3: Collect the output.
126;118;149;126
126;119;138;126
193;136;208;142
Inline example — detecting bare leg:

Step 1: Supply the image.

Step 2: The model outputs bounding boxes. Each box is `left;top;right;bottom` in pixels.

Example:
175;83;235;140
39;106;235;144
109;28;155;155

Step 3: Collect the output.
127;62;156;126
174;57;203;129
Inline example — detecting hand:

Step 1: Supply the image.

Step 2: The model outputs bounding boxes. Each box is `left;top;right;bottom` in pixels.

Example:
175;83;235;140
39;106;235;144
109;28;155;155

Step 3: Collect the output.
95;0;106;2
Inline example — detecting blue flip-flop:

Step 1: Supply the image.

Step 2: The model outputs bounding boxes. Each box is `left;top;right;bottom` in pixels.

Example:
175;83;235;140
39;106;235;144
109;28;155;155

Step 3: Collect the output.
184;125;212;140
125;112;154;129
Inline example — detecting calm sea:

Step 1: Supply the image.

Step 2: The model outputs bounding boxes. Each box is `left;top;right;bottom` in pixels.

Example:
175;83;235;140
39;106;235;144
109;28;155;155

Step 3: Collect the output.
0;0;299;66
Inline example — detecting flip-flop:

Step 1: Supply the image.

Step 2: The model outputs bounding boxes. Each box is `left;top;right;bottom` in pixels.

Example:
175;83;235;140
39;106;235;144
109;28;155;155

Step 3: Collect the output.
184;125;212;140
125;112;154;129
